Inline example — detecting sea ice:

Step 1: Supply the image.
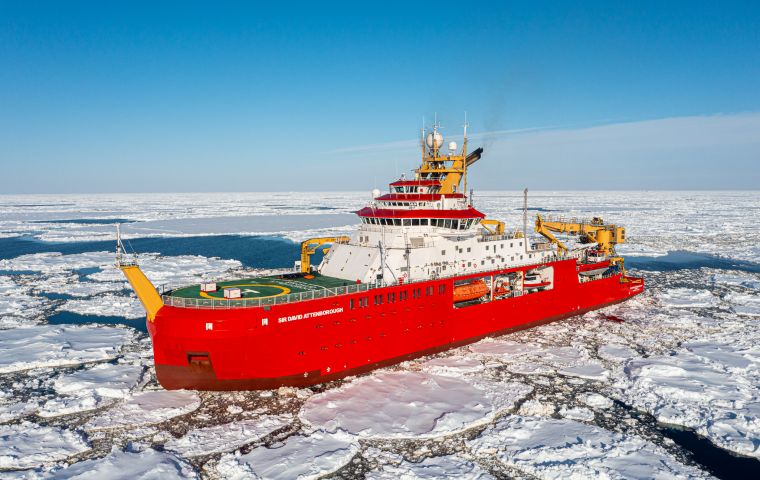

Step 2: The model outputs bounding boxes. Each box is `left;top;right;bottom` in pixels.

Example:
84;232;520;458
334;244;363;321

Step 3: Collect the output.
163;415;291;457
419;355;484;375
85;391;201;431
558;406;595;422
710;272;760;290
658;287;718;308
59;294;145;319
0;401;38;422
37;363;145;418
579;393;614;409
467;415;709;479
54;363;144;398
88;254;241;290
0;325;133;373
558;362;609;381
300;371;531;439
468;339;537;358
598;344;637;362
46;447;198;479
214;430;358;480
35;273;127;297
366;453;495;480
0;294;50;328
725;292;760;317
0;422;89;469
0;252;114;274
622;341;760;458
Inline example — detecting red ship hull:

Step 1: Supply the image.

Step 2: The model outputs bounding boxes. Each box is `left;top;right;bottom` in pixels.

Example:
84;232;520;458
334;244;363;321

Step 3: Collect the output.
147;259;644;390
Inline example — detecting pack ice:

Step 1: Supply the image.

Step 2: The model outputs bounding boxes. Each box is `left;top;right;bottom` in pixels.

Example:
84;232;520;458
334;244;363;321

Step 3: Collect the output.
0;325;133;373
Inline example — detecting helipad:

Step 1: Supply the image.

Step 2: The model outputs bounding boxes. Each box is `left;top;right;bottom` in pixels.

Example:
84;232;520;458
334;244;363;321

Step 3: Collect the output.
168;273;354;300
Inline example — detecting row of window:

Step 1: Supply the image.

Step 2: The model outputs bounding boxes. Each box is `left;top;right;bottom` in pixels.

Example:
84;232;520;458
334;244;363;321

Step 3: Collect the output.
392;186;438;193
380;201;433;208
349;285;446;309
360;217;480;229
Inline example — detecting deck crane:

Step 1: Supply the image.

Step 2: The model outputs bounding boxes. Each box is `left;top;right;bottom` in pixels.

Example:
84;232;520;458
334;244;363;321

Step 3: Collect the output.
299;236;351;274
534;214;627;270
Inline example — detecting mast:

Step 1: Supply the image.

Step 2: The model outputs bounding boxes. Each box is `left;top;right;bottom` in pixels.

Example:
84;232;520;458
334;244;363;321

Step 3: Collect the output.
523;188;530;253
462;113;469;199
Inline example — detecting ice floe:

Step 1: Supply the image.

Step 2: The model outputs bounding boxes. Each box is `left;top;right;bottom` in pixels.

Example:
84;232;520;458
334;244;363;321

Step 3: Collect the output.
85;391;201;431
366;452;494;479
468;339;537;358
0;252;114;274
558;362;609;381
467;415;709;479
658;287;719;308
621;340;760;458
0;401;38;423
164;415;291;457
0;325;133;373
37;363;145;418
58;294;145;319
214;430;358;479
579;393;614;409
0;422;89;469
725;292;760;317
300;371;531;439
88;254;241;289
47;447;198;479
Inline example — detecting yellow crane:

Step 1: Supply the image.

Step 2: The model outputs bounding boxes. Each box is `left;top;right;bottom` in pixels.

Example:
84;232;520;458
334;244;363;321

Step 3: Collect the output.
534;214;626;259
480;219;505;235
300;236;350;274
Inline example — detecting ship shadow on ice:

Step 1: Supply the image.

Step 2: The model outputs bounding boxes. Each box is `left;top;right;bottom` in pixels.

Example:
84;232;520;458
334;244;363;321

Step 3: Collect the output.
628;251;760;274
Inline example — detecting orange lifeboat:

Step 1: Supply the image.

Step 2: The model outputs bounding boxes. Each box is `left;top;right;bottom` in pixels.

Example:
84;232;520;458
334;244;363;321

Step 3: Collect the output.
453;280;490;303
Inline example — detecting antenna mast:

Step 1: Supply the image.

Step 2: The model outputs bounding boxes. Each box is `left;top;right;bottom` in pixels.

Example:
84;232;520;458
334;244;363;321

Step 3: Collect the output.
463;112;469;199
523;188;529;253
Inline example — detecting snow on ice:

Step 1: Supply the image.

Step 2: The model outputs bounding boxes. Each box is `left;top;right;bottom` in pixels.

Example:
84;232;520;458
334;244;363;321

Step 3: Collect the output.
0;422;89;470
300;371;531;439
37;363;145;418
214;430;358;480
467;415;710;479
47;447;198;479
58;294;145;319
85;391;201;431
366;451;495;480
164;415;292;458
0;325;133;373
621;339;760;458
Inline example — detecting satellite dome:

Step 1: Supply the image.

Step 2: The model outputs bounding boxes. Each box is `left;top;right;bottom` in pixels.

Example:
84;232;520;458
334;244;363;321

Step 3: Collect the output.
425;132;443;149
372;188;381;199
448;141;457;152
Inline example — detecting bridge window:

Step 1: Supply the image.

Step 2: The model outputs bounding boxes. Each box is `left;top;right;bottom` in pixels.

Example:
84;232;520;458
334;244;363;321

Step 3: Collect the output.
412;219;420;226
421;219;428;225
403;219;411;226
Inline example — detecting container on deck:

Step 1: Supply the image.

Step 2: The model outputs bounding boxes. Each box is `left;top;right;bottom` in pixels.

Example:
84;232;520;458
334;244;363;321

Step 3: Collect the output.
224;287;242;299
200;282;217;292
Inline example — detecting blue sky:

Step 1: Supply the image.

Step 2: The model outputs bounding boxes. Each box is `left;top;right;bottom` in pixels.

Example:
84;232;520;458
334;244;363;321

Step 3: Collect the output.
1;1;759;193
